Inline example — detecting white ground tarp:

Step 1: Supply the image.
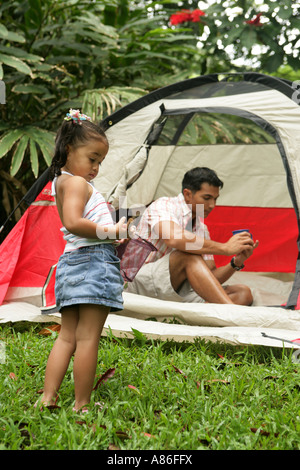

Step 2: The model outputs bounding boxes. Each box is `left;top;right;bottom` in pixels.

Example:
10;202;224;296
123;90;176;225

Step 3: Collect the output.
1;272;300;350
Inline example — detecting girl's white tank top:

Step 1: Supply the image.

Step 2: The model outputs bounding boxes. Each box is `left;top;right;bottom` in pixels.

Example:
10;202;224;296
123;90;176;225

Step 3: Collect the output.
52;171;114;252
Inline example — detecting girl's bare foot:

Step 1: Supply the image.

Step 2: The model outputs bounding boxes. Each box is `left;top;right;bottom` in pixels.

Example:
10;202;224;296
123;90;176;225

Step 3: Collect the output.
34;394;59;410
72;405;89;413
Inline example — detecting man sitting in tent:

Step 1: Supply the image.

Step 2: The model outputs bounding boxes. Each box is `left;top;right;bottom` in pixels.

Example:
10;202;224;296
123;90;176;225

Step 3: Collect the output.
127;167;258;305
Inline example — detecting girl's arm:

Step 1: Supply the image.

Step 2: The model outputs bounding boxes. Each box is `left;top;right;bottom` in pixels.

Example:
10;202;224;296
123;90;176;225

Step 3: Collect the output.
57;176;127;240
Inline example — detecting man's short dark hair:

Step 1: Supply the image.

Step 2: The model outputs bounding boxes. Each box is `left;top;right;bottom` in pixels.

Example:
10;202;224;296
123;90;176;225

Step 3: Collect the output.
182;167;223;193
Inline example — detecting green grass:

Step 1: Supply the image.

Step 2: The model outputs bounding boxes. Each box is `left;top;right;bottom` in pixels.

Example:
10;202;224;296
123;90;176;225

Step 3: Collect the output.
0;322;299;450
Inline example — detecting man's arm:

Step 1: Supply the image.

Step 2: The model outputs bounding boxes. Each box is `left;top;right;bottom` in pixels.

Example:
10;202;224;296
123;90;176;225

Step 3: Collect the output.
205;243;259;284
154;220;254;257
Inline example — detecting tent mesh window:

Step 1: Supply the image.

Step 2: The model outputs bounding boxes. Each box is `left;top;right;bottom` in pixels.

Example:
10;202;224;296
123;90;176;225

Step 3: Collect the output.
155;113;276;146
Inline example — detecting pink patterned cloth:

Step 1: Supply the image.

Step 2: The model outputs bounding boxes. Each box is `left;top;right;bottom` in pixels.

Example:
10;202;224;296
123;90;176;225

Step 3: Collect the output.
117;237;157;282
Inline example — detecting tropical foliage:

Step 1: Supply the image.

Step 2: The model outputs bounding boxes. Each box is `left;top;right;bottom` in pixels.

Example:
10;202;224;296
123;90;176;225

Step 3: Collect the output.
169;0;299;73
0;0;299;238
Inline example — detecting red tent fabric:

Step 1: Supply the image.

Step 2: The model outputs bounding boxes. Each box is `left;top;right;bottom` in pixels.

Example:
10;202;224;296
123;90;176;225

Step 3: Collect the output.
0;182;65;305
206;206;298;273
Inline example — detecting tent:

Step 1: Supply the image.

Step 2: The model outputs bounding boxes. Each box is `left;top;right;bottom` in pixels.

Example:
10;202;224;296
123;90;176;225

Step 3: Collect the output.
1;72;300;349
0;180;65;307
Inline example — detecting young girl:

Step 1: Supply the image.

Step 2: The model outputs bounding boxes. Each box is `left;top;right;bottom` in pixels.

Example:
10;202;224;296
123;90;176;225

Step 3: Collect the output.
37;109;128;412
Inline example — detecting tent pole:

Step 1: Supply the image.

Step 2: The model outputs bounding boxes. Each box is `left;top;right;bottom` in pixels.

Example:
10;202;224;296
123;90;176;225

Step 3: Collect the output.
0;168;51;234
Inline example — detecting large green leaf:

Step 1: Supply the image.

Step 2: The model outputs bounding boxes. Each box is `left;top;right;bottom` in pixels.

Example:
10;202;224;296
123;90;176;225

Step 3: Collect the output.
12;84;49;94
119;15;163;32
82;87;146;119
0;24;25;43
37;140;53;166
0;45;43;63
124;51;183;63
240;27;257;50
24;126;55;140
33;38;92;54
0;130;24;159
0;53;32;76
70;26;117;47
29;138;39;178
10;135;29;176
23;127;55;168
277;5;293;20
264;53;285;73
223;25;242;47
76;12;118;38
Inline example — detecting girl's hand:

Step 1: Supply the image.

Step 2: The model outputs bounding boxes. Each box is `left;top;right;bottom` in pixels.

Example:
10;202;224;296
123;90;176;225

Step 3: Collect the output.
127;217;137;239
116;216;128;240
96;217;136;241
116;216;136;241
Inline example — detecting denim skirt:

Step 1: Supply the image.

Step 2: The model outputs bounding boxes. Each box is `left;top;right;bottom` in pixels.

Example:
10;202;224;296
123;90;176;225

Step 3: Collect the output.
55;244;124;312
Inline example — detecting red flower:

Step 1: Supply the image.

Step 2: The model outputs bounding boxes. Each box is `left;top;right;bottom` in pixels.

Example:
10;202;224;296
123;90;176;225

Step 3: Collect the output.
190;9;206;23
245;13;263;26
170;9;205;25
170;10;191;25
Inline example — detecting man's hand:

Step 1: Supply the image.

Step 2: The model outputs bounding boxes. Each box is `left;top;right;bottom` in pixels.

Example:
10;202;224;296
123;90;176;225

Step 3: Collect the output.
224;232;255;257
234;237;259;266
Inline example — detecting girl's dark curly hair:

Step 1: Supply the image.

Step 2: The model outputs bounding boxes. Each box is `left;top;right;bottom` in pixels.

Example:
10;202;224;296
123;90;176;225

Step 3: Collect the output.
49;119;108;180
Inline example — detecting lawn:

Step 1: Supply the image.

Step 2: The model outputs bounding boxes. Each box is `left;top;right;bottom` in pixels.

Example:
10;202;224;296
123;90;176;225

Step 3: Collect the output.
0;322;299;451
